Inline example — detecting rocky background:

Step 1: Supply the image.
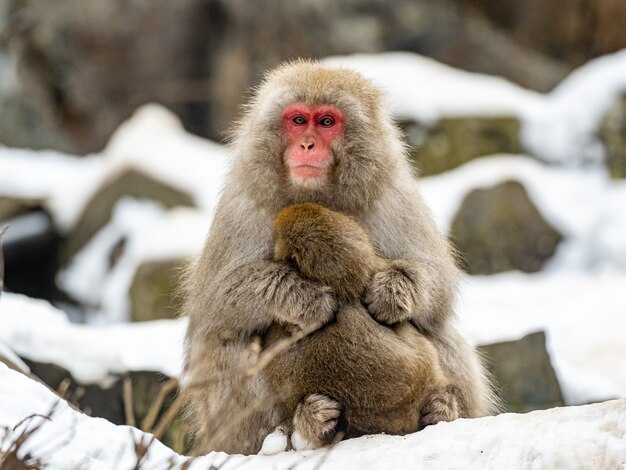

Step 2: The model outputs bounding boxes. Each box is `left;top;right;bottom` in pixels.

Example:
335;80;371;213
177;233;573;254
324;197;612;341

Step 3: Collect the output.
1;0;625;454
1;0;625;153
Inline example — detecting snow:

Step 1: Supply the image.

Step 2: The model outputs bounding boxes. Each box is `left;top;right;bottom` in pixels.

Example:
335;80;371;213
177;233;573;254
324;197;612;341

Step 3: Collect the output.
0;147;104;230
1;363;625;469
0;363;185;470
326;49;626;165
0;340;29;373
0;293;186;384
102;104;230;213
324;52;545;125
524;49;626;165
258;428;289;455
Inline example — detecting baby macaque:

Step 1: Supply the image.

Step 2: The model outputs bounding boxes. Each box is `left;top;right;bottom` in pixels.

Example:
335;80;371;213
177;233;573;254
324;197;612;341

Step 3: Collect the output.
264;203;458;448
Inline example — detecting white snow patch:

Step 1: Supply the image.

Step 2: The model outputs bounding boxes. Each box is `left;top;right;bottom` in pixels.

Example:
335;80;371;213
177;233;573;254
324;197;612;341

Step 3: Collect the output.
324;52;544;125
0;147;104;230
0;104;229;232
259;428;289;455
524;49;626;165
102;104;230;213
1;363;625;469
0;293;186;383
0;363;186;469
0;340;29;373
457;269;626;405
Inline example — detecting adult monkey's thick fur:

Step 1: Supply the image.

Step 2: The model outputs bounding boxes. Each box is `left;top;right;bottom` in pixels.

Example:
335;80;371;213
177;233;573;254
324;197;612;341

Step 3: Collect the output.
267;203;458;448
182;61;496;455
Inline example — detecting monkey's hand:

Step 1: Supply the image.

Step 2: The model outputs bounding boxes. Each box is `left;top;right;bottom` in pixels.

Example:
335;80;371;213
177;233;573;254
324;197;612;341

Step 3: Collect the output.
420;385;461;429
269;265;338;330
365;260;421;326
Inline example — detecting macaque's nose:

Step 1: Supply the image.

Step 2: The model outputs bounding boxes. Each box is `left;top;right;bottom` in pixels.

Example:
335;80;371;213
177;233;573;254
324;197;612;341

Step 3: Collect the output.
300;137;315;150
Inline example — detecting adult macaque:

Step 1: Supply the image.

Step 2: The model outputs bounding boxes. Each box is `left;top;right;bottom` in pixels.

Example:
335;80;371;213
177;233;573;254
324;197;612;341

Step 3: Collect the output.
266;202;457;449
182;61;495;455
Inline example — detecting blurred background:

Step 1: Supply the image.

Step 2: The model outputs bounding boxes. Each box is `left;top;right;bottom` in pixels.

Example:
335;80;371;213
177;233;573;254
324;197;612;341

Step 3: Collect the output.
1;0;625;152
1;0;625;453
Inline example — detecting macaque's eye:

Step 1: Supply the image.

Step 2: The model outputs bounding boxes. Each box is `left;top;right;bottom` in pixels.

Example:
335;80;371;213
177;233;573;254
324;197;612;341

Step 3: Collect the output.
292;115;306;125
319;117;335;127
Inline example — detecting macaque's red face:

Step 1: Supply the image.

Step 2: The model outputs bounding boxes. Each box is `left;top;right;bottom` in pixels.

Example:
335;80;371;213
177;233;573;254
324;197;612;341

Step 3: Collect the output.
282;103;344;185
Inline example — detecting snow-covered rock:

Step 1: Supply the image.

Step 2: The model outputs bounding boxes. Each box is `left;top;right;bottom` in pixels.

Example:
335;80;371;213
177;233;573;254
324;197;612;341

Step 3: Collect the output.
458;270;626;405
420;156;626;272
0;293;185;383
326;50;626;165
0;363;624;469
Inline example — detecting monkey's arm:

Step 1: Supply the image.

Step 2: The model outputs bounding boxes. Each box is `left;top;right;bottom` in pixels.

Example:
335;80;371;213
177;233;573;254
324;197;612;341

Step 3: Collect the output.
184;196;336;338
204;260;337;335
363;181;459;333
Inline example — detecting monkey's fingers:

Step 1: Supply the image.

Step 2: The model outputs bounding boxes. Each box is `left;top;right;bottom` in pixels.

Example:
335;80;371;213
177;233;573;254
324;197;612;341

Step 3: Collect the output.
275;286;337;330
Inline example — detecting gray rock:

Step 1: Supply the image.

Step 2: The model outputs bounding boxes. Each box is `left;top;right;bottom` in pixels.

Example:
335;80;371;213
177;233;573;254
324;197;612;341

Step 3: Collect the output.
402;117;522;176
600;93;626;179
0;0;571;152
129;258;186;322
0;196;41;220
462;0;626;68
450;180;563;274
0;0;222;152
478;331;565;413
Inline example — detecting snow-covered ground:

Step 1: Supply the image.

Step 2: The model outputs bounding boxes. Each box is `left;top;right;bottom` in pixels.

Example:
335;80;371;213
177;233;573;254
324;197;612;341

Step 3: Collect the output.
1;363;624;469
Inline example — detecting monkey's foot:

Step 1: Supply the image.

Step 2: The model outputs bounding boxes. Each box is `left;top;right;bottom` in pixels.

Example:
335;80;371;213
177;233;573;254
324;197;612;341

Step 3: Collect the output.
291;394;342;450
420;386;460;429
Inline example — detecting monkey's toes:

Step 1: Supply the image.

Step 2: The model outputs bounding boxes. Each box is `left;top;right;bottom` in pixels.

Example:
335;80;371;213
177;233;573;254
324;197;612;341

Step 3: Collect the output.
420;388;460;429
292;394;342;450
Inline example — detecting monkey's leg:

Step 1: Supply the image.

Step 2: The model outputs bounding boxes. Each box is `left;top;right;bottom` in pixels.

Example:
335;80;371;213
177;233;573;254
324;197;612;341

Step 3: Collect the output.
428;325;497;418
291;394;343;450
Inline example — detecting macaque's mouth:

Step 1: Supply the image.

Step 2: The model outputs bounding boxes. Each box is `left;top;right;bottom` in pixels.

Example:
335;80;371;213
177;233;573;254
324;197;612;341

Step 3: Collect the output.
290;165;327;179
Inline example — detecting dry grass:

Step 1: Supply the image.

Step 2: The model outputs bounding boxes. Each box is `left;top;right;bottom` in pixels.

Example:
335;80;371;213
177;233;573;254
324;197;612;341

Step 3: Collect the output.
0;410;52;470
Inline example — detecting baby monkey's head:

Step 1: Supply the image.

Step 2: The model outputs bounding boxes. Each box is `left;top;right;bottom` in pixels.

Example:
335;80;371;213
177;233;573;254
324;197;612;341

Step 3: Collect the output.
273;203;384;302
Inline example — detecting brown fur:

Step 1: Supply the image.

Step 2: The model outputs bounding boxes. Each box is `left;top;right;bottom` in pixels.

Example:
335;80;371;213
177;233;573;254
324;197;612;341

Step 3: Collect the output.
181;60;496;456
267;203;452;442
266;203;457;445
